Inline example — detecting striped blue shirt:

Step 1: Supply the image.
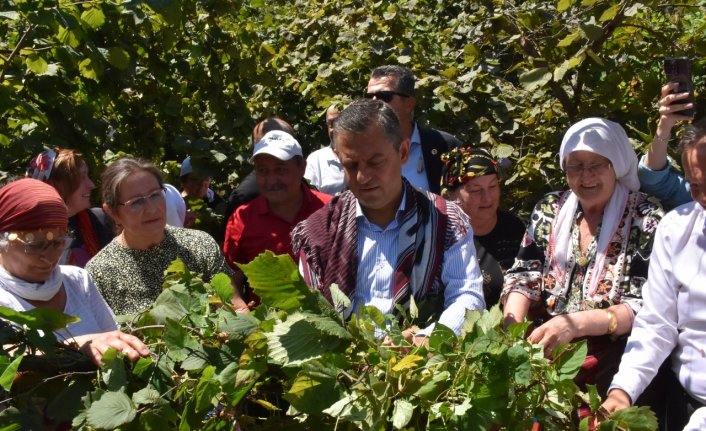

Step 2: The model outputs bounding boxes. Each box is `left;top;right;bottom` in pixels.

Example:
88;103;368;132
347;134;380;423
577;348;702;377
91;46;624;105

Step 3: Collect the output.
401;124;431;192
353;188;485;335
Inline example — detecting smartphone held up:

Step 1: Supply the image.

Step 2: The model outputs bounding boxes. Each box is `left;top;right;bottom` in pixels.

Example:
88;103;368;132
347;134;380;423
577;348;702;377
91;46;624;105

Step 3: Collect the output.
664;57;696;119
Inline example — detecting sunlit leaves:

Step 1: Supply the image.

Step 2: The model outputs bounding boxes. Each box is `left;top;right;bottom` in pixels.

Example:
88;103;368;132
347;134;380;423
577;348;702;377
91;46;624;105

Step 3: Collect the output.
25;53;47;74
0;305;79;331
520;67;552;91
80;8;105;29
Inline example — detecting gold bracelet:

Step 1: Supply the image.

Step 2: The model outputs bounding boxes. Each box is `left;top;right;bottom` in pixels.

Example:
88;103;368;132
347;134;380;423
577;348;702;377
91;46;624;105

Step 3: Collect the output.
604;309;618;335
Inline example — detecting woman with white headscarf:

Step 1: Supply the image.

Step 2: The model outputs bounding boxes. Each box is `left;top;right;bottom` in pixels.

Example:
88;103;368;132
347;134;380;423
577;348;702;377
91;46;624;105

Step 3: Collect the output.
501;118;664;400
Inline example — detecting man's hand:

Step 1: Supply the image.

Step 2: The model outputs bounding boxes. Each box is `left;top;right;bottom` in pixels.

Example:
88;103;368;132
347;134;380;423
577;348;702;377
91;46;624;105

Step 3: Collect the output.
528;314;576;357
75;330;150;366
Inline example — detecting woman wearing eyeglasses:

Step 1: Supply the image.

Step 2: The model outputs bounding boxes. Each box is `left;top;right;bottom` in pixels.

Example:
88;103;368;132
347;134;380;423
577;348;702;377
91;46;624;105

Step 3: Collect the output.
85;157;249;316
0;179;149;366
501;118;664;406
27;148;114;268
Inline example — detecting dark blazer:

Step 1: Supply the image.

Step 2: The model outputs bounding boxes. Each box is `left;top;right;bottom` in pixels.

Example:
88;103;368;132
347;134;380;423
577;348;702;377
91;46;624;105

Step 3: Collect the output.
418;124;463;194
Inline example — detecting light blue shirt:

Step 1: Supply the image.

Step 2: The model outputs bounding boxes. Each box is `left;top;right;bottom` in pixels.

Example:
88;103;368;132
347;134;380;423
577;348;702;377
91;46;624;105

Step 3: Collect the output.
401;124;431;192
637;154;691;210
353;189;485;336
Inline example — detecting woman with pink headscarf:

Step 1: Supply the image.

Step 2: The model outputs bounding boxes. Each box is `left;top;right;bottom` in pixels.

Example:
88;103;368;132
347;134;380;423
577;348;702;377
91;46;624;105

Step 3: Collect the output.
501;118;664;401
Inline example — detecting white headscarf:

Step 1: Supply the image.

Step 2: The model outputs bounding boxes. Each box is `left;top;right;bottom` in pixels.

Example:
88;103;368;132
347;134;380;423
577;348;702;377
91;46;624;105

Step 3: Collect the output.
551;118;640;297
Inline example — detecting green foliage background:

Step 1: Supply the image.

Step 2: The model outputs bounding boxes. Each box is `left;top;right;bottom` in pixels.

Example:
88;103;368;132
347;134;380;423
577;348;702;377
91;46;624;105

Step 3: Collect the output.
1;0;705;213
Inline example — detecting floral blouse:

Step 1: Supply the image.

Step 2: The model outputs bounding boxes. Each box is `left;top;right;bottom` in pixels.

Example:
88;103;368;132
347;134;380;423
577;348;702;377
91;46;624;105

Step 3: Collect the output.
502;190;663;316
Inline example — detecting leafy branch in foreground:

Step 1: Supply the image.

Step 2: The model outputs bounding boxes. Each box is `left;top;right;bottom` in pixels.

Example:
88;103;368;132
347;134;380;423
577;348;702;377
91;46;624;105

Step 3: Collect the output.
0;253;656;430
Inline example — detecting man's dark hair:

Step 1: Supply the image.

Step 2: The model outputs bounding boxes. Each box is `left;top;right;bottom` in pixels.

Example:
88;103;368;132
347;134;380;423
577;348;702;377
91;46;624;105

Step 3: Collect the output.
679;118;706;155
332;99;403;151
370;65;415;97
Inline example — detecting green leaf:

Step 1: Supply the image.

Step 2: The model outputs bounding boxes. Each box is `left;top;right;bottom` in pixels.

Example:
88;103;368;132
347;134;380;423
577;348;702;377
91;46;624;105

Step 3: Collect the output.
239;251;310;312
580;23;603;42
133;387;161;406
554;339;587;380
586;384;601;412
557;31;581;48
166;258;187;274
608;406;657;431
519;67;552;91
329;283;351;311
107;47;130;70
0;305;78;330
102;348;128;391
0;11;20;20
266;312;343;366
397;55;412;64
0;354;23;391
210;272;234;305
599;4;621;22
392;354;424;372
365;305;386;329
506;344;531;386
81;8;106;29
57;26;81;48
463;43;481;67
392;398;414;429
409;295;418;320
284;371;341;414
557;0;572;12
25;53;47;74
554;60;570;81
86;391;137;429
78;57;102;82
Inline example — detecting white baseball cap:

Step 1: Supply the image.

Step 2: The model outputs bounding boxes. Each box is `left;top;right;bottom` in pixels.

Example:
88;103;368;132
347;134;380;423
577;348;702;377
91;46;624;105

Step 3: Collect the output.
250;130;302;163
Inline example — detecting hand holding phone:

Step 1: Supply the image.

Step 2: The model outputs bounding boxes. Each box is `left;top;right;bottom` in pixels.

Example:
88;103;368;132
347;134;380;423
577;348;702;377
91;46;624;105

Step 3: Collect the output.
664;57;695;118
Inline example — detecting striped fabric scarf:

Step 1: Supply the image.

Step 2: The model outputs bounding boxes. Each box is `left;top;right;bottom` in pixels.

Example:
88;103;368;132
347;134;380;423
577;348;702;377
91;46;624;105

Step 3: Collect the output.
292;179;448;313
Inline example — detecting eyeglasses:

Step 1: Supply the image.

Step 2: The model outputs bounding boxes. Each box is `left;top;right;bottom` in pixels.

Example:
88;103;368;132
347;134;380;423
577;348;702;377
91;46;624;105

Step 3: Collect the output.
363;90;410;103
27;148;58;181
118;188;165;211
8;233;74;255
565;162;612;177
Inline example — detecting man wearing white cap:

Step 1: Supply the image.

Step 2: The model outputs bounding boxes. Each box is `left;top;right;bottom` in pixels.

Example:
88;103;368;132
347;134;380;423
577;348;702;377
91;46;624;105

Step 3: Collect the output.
223;131;332;306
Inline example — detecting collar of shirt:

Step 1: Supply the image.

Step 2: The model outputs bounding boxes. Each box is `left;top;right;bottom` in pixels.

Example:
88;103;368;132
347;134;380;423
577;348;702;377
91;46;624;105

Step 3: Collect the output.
355;186;407;232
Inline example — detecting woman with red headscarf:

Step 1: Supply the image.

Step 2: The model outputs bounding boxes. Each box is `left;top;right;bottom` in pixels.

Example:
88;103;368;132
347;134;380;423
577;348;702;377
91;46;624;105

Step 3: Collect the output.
0;178;148;365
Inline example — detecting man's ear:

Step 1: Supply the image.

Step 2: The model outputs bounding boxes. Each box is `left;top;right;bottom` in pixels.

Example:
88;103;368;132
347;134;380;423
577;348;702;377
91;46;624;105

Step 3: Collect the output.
399;138;411;164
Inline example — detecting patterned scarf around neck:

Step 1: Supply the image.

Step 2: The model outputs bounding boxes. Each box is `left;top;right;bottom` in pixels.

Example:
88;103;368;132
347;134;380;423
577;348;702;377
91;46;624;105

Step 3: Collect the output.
292;179;448;313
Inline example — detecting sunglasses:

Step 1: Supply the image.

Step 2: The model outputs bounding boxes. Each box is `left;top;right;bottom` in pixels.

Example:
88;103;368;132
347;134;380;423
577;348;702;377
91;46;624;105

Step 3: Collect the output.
118;188;165;211
27;149;58;181
363;90;410;103
6;232;74;255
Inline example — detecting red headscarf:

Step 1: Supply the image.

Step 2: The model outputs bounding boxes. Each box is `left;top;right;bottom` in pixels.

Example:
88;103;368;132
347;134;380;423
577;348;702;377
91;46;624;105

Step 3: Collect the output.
0;179;68;232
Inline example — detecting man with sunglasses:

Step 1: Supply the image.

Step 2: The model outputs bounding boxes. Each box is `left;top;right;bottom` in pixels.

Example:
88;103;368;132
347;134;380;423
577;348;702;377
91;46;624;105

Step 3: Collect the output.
365;65;461;194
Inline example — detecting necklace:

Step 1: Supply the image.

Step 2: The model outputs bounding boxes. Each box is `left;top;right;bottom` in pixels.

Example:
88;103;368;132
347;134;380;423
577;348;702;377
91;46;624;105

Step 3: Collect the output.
573;225;595;267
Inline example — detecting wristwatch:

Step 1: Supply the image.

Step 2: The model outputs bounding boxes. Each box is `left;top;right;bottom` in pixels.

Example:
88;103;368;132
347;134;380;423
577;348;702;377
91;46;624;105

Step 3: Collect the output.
604;309;618;335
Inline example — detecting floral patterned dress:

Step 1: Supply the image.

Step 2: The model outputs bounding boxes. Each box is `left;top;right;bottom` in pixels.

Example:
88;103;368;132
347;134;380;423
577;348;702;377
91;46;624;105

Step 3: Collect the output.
501;189;663;397
503;190;663;317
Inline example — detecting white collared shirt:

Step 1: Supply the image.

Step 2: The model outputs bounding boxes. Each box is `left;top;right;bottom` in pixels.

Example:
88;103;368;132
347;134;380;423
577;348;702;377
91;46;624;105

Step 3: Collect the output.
305;145;345;195
610;202;706;404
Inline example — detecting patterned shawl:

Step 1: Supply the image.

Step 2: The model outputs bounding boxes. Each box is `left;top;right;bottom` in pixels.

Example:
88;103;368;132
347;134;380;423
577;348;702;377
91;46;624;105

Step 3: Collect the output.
292;179;450;312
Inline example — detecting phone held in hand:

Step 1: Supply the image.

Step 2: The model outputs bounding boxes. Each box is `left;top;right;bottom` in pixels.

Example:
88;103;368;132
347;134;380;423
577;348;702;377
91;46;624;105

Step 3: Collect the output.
664;57;695;118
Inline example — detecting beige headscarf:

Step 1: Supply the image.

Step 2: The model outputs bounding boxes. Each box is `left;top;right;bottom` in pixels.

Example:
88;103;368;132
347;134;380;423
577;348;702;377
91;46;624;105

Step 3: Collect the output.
550;118;639;297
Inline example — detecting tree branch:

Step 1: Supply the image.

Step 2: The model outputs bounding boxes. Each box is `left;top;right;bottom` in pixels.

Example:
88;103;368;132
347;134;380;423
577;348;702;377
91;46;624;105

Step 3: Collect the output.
0;23;35;82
